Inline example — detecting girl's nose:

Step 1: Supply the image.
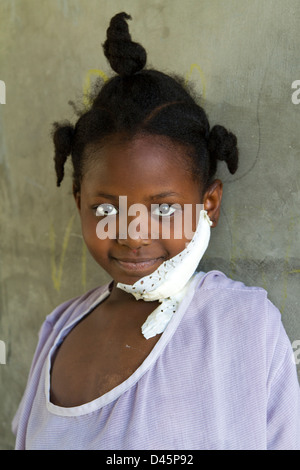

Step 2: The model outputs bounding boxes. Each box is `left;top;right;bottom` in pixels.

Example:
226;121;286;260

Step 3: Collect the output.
117;235;151;250
117;217;151;249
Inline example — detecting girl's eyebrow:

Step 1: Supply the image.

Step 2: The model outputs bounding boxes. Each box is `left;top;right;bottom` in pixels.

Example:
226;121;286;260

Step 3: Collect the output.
147;191;182;200
94;191;183;201
95;192;119;200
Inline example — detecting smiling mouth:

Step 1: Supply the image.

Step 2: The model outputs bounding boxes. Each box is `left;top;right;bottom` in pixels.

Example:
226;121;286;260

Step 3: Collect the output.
113;257;164;273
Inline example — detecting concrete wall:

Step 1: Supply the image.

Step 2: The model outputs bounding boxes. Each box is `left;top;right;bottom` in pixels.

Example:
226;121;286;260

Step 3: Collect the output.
0;0;299;449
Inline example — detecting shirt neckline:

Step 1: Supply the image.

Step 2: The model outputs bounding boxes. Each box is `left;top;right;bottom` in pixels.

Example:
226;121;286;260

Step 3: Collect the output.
45;271;205;417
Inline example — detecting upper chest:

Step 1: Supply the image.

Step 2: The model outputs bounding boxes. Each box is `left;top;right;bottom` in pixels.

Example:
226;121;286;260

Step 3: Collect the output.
50;298;161;407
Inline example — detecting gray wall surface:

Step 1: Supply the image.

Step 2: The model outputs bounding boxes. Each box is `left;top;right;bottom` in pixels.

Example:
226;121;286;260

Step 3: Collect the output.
0;0;299;449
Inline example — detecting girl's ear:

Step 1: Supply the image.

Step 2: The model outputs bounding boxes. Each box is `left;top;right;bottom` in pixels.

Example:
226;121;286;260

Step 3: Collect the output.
203;179;223;227
73;183;81;212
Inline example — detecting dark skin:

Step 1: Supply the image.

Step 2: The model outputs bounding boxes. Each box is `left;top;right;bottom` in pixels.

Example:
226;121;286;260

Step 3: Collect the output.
50;134;223;407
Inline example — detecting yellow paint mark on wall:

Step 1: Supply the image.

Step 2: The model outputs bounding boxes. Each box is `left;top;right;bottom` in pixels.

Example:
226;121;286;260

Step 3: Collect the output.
185;64;206;99
50;214;75;291
83;69;109;109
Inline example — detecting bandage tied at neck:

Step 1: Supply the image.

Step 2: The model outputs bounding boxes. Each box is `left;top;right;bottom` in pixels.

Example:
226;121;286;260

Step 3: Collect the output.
117;210;212;339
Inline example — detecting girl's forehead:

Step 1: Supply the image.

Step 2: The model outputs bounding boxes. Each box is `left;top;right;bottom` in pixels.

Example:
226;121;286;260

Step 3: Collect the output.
89;133;188;162
82;135;201;200
85;134;193;182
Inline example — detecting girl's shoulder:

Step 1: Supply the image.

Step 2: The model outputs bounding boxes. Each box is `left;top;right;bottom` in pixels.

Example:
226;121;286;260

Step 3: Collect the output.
42;282;112;336
197;269;267;294
194;269;281;326
192;270;291;370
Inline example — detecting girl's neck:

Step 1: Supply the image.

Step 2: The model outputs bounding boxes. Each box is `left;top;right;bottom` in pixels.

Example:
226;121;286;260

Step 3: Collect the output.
107;281;143;304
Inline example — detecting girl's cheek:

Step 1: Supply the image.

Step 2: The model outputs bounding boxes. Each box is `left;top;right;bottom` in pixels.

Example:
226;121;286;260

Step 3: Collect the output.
80;209;99;236
80;220;100;257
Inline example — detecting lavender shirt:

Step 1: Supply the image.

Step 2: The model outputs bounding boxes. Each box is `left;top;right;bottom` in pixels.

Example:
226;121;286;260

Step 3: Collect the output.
12;271;300;450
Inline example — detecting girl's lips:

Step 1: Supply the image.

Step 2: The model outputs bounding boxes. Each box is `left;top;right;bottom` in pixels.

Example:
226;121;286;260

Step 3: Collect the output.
113;257;164;273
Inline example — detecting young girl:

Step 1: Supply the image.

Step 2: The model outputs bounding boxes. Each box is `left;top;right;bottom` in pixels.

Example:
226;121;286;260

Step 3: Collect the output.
12;12;300;450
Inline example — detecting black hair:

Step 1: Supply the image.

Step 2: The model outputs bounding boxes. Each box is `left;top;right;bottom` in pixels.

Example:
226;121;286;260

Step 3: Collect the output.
52;12;238;194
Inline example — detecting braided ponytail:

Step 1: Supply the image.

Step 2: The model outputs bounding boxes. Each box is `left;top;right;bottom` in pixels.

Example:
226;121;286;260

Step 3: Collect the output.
52;122;75;187
207;125;238;177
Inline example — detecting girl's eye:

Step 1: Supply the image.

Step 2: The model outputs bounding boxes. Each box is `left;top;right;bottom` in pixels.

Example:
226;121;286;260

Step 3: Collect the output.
95;203;118;216
153;203;178;217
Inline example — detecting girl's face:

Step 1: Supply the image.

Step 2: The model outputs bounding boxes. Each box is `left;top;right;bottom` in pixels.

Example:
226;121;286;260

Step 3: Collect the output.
74;134;222;287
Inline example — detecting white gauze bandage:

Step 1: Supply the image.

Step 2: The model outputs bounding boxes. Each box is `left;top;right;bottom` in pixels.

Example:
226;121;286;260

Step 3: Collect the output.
117;210;212;339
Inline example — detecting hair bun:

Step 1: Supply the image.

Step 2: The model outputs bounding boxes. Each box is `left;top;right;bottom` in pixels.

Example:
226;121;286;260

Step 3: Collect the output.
103;12;147;77
208;125;238;174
